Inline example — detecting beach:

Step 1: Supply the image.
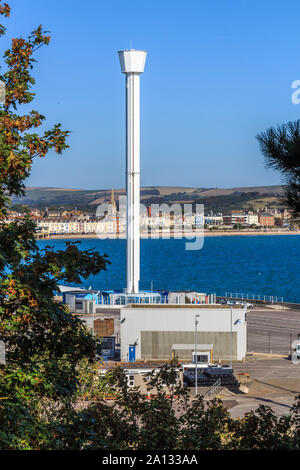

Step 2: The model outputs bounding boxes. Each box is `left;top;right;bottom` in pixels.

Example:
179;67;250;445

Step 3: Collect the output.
40;230;300;240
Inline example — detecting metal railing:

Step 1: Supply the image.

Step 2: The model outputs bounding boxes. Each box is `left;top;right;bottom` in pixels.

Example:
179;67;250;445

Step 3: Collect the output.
225;292;284;304
205;378;222;397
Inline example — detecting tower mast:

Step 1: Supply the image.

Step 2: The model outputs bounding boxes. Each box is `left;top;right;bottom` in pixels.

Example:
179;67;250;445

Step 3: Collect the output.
118;49;147;294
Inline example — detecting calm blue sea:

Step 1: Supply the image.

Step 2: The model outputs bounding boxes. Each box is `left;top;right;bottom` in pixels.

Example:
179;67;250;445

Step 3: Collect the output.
37;235;300;303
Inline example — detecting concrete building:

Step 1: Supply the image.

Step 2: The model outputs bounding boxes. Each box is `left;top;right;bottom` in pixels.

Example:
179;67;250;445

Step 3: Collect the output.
168;291;216;304
61;291;247;364
120;304;247;363
244;212;259;226
222;212;260;227
205;214;223;227
98;365;184;395
230;211;246;225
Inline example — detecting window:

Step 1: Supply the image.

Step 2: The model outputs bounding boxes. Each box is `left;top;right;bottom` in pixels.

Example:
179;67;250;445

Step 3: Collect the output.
198;354;209;363
127;375;135;387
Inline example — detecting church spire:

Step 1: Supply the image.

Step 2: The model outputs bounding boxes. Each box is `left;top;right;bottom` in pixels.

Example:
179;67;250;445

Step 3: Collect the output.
110;187;116;211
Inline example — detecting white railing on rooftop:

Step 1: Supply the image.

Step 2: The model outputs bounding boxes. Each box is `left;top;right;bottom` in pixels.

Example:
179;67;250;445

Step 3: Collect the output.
224;292;283;304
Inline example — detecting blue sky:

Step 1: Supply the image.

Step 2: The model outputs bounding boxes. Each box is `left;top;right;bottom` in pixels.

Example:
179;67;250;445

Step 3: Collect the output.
2;0;300;189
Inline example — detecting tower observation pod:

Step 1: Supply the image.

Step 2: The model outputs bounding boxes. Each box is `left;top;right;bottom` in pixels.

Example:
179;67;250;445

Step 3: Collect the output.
118;49;147;294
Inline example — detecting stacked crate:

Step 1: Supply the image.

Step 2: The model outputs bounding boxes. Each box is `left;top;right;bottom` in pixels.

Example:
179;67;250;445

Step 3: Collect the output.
94;318;114;337
184;367;241;393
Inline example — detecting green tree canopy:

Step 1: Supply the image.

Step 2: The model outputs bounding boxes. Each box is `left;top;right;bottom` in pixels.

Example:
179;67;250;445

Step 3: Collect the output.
257;120;300;219
0;0;109;442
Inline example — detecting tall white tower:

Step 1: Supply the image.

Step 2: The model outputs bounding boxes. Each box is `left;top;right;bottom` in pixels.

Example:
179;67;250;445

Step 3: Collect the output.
118;49;147;294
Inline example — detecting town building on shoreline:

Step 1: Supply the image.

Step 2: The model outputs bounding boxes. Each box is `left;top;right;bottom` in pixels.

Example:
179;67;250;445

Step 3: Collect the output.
4;203;297;236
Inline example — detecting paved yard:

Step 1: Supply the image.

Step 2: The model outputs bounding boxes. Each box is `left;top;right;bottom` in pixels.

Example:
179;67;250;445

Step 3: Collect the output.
247;307;300;355
216;356;300;417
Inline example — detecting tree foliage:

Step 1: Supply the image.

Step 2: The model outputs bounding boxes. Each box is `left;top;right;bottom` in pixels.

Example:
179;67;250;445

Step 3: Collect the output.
0;0;110;447
257;120;300;219
2;361;297;451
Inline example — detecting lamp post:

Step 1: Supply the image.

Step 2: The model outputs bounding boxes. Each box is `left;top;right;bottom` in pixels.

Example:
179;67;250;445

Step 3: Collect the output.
92;307;95;336
195;314;200;395
230;305;233;369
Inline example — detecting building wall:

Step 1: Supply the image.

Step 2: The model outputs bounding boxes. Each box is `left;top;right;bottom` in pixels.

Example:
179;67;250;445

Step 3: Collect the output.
120;305;247;362
259;214;275;227
76;308;121;343
126;370;183;394
245;213;259;225
141;330;237;361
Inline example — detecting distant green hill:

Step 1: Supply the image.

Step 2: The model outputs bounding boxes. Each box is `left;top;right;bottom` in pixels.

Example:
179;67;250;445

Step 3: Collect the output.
11;185;284;213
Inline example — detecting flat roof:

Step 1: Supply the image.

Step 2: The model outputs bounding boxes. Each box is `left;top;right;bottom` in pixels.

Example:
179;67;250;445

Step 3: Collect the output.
98;360;178;370
172;344;213;350
123;304;242;309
